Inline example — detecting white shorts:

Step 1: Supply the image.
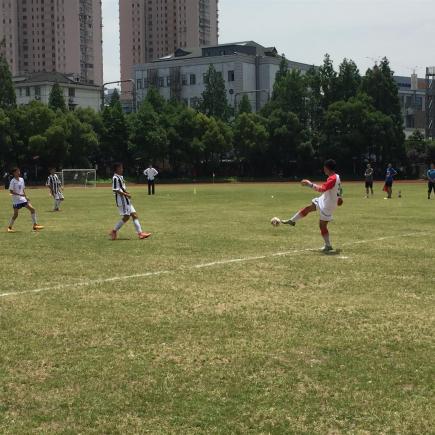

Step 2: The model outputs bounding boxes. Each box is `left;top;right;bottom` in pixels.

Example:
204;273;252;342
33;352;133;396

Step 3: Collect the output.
54;193;64;200
312;198;334;222
117;203;136;216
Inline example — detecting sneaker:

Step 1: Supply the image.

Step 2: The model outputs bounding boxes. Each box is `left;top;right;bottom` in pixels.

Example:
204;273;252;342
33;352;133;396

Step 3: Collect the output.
7;227;16;233
138;232;152;240
110;229;117;241
281;219;295;227
33;224;44;230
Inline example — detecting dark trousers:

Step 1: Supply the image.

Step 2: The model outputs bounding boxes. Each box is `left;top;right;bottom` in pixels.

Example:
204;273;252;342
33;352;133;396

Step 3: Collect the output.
429;182;435;197
148;180;155;195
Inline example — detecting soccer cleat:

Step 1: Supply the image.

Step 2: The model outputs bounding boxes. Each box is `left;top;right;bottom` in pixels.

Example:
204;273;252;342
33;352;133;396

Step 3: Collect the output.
33;224;44;230
138;232;152;240
7;227;16;233
110;229;117;241
321;245;334;253
281;219;295;227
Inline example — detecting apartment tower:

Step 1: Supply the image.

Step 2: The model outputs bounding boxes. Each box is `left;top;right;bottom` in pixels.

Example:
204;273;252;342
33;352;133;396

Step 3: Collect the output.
0;0;103;85
120;0;219;94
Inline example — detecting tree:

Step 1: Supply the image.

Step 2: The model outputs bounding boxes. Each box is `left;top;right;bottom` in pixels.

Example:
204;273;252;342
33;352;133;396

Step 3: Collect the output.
0;51;16;110
238;94;252;114
109;88;121;107
199;64;231;121
48;83;66;112
146;86;166;113
336;58;361;101
318;54;338;109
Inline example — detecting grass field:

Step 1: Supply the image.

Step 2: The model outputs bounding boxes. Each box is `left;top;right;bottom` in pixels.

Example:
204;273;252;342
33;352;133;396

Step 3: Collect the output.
0;182;434;434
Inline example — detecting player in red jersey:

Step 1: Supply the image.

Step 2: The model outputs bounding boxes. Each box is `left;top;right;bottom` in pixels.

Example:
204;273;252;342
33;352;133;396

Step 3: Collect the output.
276;159;343;252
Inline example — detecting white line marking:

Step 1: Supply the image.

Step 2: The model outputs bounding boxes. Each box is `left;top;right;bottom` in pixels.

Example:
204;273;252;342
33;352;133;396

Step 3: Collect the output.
0;232;428;298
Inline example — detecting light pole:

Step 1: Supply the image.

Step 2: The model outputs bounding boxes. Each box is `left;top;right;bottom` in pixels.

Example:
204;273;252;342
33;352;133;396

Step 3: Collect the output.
101;79;136;112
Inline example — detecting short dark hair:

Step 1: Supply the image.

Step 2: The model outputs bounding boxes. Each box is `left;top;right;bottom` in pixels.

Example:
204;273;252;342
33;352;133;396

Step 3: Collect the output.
324;159;336;171
11;167;19;174
113;162;123;172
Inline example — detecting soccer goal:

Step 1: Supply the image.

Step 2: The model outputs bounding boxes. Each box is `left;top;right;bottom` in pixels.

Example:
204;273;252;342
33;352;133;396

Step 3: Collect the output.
61;169;97;188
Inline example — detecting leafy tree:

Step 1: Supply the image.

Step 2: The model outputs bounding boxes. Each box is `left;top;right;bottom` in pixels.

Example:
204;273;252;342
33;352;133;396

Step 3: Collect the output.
336;59;361;101
199;64;231;121
109;88;121;107
238;94;252;114
146;86;166;114
319;54;338;109
48;83;66;112
0;51;16;110
275;54;289;83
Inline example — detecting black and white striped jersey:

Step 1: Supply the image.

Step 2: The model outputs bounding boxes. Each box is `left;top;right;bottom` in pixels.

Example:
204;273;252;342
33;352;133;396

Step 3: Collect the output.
112;174;130;207
46;174;62;195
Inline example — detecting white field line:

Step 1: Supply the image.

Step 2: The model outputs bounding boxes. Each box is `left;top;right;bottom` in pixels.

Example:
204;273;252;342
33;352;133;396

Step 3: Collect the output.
0;232;428;299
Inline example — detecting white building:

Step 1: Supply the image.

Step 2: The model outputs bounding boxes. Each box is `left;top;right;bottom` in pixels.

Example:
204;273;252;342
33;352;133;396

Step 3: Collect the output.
133;41;313;111
13;72;102;112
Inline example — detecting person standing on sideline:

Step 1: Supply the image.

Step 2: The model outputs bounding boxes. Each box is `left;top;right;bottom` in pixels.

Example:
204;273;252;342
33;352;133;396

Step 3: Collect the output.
427;163;435;199
144;164;158;195
364;163;374;198
383;163;397;199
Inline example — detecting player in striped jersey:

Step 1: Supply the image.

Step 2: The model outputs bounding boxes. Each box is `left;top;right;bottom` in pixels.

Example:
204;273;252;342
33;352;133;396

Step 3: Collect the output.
46;168;64;211
110;163;151;240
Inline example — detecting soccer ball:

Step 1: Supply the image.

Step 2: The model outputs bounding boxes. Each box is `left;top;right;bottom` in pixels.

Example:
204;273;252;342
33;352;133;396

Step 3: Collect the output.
271;217;281;227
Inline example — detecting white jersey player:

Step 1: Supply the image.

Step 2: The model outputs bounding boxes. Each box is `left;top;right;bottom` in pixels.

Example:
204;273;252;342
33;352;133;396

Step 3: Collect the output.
46;168;64;211
7;167;44;233
276;159;343;252
110;163;151;241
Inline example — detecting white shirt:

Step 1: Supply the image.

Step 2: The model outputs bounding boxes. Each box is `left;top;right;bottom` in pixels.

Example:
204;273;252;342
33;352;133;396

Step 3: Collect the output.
313;173;342;215
144;167;158;181
9;177;27;205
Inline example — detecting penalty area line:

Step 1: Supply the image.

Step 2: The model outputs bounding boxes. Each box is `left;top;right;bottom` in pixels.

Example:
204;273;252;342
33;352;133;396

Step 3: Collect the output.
0;232;428;298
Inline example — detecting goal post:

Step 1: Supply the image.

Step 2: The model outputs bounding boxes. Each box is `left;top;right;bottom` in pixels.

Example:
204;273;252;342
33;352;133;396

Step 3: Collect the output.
61;169;97;188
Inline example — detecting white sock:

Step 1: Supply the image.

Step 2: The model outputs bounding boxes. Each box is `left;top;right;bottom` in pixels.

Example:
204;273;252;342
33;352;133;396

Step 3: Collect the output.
133;219;142;234
290;212;304;222
322;232;331;247
31;213;37;225
54;199;58;209
114;220;125;231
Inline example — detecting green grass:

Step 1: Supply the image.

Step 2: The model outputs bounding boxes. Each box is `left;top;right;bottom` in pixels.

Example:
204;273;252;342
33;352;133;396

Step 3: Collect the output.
0;182;434;434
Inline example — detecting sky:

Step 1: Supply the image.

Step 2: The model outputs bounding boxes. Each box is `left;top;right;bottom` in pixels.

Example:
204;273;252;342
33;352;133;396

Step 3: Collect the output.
102;0;435;85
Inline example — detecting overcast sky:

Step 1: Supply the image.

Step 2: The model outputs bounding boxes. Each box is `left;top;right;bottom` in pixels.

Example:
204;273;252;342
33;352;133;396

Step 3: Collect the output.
102;0;434;85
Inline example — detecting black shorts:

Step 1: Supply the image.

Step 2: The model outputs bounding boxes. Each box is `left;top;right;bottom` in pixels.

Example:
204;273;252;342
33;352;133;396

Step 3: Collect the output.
385;180;393;188
365;181;373;189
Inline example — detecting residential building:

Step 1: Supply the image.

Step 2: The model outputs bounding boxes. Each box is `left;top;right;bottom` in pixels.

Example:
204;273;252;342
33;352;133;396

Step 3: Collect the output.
13;71;102;111
0;0;103;85
394;74;427;137
133;41;313;111
120;0;219;96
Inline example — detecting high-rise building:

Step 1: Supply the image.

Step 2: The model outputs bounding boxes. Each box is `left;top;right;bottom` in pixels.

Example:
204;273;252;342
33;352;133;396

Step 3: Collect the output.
120;0;219;95
0;0;103;85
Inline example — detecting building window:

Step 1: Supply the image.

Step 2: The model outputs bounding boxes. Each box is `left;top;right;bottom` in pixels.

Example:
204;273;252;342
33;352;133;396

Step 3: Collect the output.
190;97;199;108
228;70;235;82
166;77;171;86
158;77;164;87
136;78;143;89
190;74;196;85
34;86;41;97
25;87;30;96
68;88;75;97
181;74;187;86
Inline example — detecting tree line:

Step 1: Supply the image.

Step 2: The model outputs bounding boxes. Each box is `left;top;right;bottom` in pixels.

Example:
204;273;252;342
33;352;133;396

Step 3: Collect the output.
1;52;434;181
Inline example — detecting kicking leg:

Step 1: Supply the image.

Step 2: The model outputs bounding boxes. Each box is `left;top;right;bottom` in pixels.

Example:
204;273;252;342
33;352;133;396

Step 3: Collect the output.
282;203;316;226
111;215;130;240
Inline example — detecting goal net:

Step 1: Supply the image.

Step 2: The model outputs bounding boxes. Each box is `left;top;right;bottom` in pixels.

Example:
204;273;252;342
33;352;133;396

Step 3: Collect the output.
61;169;97;188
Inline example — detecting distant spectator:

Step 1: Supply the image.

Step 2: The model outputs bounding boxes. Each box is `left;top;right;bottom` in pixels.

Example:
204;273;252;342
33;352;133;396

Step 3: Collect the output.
143;164;158;196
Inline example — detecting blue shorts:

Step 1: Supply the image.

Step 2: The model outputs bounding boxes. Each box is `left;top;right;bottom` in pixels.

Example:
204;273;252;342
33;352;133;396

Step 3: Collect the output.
13;202;28;210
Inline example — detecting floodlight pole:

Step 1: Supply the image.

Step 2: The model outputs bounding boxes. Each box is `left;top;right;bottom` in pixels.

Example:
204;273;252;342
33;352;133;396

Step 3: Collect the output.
101;79;136;112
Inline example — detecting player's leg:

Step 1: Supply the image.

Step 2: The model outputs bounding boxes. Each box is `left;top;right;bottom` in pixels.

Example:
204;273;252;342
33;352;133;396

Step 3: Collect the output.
152;181;155;195
365;183;369;198
148;181;152;196
25;203;44;230
7;208;19;232
282;203;316;226
428;182;434;199
111;214;130;240
319;220;333;252
130;211;151;239
371;183;374;196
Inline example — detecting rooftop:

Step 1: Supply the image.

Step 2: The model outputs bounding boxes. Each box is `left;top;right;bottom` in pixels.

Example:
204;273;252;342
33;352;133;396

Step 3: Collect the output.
12;71;100;87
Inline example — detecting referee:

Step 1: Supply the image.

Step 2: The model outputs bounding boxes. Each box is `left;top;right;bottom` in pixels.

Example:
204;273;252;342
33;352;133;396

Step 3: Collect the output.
144;164;158;195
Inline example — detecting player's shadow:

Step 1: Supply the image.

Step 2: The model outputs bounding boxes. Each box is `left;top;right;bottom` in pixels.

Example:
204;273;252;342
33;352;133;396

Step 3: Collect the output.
319;248;342;256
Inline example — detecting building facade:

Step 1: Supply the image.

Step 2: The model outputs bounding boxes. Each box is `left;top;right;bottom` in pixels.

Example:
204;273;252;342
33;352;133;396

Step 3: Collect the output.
133;41;312;111
13;72;102;111
0;0;103;85
120;0;219;96
394;74;427;137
